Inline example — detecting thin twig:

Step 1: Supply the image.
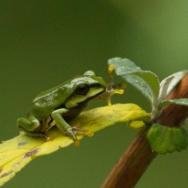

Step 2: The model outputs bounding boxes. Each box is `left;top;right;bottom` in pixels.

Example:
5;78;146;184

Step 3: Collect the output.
101;73;188;188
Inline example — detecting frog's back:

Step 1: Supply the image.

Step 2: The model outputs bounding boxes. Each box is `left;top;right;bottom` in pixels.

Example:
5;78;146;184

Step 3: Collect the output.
29;81;70;119
27;73;105;120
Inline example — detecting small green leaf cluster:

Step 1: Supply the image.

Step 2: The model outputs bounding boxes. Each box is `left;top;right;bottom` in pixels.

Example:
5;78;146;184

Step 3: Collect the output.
109;57;188;154
147;124;187;154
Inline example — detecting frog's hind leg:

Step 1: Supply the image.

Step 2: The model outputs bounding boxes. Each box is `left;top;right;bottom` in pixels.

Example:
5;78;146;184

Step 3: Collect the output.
17;116;40;131
19;127;49;139
17;117;50;140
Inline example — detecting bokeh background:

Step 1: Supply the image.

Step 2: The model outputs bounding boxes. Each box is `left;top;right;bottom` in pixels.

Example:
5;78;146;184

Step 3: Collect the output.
1;1;188;188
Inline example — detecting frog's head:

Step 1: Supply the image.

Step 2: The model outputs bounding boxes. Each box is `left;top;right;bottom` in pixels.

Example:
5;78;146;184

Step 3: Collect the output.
65;71;106;108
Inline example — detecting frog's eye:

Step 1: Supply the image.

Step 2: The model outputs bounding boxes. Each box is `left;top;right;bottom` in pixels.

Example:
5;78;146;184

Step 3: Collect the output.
76;84;89;95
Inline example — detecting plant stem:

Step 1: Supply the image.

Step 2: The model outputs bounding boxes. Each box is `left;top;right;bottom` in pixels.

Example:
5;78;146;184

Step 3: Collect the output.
101;73;188;188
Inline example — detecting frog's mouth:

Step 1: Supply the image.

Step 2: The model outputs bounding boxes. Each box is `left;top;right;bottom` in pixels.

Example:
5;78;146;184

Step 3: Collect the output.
78;86;106;103
93;84;125;105
65;86;105;109
85;88;106;102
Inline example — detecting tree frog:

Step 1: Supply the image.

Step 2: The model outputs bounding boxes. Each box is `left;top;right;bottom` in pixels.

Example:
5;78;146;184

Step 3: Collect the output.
17;71;106;145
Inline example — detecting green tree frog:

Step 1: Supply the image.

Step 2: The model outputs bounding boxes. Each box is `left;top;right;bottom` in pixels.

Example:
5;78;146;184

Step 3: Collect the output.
17;71;106;145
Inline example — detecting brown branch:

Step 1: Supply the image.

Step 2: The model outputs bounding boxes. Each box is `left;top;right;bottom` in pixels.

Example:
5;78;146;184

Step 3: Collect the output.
101;73;188;188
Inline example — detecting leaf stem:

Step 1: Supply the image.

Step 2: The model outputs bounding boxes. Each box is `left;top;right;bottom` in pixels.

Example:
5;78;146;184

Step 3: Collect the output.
101;73;188;188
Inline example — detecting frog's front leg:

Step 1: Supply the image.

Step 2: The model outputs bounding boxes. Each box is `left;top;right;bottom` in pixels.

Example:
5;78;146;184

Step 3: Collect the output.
51;109;90;146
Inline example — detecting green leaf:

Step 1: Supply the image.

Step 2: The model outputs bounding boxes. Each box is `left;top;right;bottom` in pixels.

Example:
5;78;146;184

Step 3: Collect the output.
159;70;188;101
118;74;153;102
108;57;160;109
134;71;159;104
159;98;188;108
108;58;151;101
147;123;188;154
108;57;142;74
0;103;150;187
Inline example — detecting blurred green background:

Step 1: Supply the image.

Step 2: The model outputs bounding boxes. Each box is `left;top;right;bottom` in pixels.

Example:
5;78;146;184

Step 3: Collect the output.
1;1;188;187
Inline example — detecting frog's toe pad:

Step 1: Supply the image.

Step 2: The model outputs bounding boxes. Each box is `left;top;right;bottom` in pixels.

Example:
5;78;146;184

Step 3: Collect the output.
72;126;94;137
74;140;80;146
85;131;94;137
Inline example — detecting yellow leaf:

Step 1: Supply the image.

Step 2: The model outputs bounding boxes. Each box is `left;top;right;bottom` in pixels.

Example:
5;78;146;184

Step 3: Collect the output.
128;121;146;129
0;103;150;186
